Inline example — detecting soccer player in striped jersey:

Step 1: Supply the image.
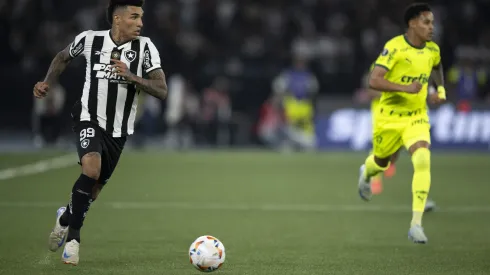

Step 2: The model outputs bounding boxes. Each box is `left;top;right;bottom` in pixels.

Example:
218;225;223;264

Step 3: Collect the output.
33;0;167;265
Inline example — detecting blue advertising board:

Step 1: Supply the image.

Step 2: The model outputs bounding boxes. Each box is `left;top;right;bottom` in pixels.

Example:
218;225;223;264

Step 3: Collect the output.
315;104;490;150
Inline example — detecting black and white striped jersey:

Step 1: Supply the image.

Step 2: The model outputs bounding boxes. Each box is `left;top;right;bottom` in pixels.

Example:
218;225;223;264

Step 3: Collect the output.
69;30;162;137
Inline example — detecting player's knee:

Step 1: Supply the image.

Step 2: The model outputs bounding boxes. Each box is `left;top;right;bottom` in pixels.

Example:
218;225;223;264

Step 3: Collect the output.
411;148;430;171
82;166;101;180
81;152;101;180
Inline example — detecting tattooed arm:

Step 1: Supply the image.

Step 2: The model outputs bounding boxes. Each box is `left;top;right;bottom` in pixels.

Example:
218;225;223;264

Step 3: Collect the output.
110;57;168;100
44;45;73;85
34;45;73;98
129;69;168;100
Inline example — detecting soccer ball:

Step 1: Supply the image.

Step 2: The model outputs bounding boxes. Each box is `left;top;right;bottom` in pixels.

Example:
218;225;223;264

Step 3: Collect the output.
189;235;226;272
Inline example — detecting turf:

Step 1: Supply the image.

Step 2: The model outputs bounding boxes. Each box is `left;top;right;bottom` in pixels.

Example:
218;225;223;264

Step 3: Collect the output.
0;151;489;275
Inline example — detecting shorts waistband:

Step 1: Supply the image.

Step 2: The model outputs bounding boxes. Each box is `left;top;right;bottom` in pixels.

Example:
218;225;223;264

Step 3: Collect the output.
379;108;424;117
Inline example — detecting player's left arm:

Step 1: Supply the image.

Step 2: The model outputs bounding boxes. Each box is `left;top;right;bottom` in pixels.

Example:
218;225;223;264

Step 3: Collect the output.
111;38;168;100
427;85;440;105
431;48;446;100
110;59;168;100
130;69;168;100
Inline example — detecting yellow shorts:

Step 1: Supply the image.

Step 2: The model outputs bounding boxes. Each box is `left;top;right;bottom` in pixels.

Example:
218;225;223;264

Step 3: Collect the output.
283;96;314;134
372;108;430;158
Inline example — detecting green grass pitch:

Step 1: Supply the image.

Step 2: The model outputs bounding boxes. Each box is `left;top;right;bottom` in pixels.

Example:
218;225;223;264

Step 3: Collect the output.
0;151;489;275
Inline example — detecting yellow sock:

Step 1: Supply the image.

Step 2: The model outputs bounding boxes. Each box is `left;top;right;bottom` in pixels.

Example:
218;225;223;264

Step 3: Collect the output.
411;148;431;226
363;154;389;180
411;212;423;227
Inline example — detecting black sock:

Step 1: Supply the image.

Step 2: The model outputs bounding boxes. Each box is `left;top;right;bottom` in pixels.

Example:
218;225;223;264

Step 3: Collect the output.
66;174;96;243
59;204;70;227
67;228;81;244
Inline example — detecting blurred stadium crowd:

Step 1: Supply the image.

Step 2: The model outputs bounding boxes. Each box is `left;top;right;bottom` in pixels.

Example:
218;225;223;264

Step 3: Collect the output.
1;0;490;149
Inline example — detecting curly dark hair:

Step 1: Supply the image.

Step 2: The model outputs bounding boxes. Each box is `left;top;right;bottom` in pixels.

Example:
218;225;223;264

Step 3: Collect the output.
403;3;431;27
106;0;144;25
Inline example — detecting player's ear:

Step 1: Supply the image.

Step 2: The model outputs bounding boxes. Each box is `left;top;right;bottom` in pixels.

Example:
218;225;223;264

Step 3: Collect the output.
409;18;417;28
113;14;120;25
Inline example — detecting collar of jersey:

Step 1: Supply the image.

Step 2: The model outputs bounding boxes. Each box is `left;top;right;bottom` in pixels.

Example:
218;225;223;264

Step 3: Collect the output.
107;30;134;49
403;34;426;50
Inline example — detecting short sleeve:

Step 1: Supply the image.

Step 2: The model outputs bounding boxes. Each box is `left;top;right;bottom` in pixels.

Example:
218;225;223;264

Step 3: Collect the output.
142;39;162;75
374;41;399;71
68;31;88;58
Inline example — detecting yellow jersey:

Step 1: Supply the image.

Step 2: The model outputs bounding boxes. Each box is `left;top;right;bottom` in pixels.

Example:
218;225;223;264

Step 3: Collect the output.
374;35;441;112
371;97;380;112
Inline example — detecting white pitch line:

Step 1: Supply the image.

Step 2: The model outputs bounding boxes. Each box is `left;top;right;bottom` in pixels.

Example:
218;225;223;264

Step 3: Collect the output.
0;201;489;213
0;153;78;181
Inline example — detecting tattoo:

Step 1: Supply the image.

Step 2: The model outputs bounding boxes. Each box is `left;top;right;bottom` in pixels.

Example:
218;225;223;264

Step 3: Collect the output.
131;69;168;100
44;45;73;85
109;30;132;46
432;63;444;87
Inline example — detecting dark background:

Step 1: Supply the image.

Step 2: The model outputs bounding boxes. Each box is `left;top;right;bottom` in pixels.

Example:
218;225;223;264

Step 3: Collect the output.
1;0;489;145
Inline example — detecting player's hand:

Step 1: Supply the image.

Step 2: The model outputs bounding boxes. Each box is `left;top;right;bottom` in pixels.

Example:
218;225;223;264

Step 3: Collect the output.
33;82;49;99
428;92;446;105
406;81;422;94
110;59;134;80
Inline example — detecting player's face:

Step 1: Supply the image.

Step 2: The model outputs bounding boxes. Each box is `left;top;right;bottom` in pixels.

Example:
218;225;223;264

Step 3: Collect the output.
118;6;144;39
415;11;434;41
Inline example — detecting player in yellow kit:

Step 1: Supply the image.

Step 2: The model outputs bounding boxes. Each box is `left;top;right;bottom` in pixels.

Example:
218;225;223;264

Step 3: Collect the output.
357;3;446;244
365;63;437;212
365;63;438;211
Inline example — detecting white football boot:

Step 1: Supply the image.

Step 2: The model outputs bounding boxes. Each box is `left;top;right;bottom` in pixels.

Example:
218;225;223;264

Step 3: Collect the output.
408;224;428;244
62;239;80;265
48;207;68;252
358;165;372;201
424;199;436;212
